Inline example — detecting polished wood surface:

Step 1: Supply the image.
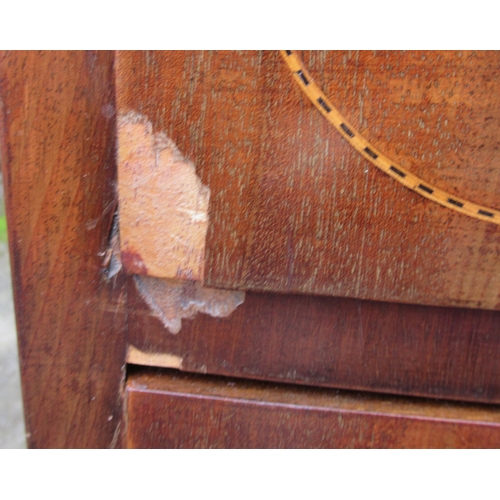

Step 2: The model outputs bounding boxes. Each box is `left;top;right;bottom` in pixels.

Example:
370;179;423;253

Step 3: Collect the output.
282;50;500;224
0;51;127;448
128;279;500;404
116;50;500;310
127;368;500;448
3;50;500;448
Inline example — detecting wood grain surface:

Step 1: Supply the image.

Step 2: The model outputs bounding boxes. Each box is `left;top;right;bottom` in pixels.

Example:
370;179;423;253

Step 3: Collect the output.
116;50;500;310
127;279;500;405
282;50;500;223
117;112;210;279
126;368;500;448
0;51;127;448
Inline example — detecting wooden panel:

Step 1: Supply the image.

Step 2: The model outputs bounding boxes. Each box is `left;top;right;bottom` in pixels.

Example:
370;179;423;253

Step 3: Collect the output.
0;51;127;448
116;50;500;310
127;279;500;404
126;368;500;448
117;113;210;279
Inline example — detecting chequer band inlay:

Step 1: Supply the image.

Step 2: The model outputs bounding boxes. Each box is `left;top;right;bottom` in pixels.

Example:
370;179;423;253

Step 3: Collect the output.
281;50;500;225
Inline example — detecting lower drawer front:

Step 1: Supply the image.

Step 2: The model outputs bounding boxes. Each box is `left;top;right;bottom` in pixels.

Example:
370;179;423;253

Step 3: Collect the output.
126;368;500;448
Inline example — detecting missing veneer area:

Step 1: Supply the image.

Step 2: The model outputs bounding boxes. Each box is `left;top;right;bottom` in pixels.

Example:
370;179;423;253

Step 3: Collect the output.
115;111;245;333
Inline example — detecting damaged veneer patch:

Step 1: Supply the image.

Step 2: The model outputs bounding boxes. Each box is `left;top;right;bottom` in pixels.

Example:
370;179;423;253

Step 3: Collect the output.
134;275;245;334
127;344;183;369
117;111;245;333
117;111;210;280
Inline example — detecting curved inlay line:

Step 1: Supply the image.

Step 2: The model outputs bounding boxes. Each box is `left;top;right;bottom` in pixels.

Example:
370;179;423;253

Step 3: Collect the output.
281;50;500;225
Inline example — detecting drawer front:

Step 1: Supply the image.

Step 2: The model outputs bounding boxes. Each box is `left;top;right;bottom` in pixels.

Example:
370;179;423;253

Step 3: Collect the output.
116;50;500;310
117;51;500;404
126;369;500;448
127;280;500;404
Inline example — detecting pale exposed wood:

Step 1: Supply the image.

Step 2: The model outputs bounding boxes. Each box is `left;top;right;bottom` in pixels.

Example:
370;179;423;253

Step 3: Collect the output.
127;345;183;369
117;112;210;280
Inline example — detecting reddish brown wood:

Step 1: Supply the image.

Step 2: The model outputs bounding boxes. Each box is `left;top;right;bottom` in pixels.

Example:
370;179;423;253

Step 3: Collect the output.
126;368;500;448
127;280;500;405
116;50;500;310
0;51;127;448
4;50;500;448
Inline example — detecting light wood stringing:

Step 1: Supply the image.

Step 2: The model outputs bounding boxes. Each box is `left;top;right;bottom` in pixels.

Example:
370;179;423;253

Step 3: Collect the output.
281;50;500;224
115;51;500;310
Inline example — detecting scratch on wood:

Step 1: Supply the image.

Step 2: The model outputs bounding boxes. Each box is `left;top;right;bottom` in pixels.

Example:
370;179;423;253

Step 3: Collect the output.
102;212;122;279
134;275;245;334
117;111;210;280
109;421;122;449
